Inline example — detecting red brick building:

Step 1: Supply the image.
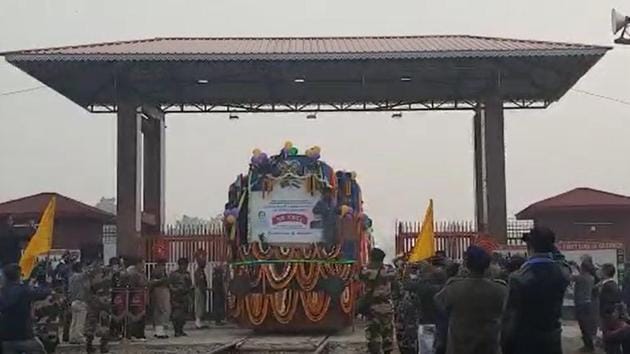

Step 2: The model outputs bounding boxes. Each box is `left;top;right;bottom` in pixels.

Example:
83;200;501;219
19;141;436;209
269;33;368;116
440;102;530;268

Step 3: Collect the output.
0;192;114;262
517;187;630;252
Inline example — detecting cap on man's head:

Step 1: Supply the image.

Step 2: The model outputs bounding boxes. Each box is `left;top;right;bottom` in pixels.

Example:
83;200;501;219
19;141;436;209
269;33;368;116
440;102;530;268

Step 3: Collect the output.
464;245;491;274
369;248;386;263
2;263;21;282
522;226;556;253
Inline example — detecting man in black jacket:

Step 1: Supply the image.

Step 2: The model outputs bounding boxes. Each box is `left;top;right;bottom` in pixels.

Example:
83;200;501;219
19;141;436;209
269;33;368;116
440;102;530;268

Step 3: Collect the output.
507;226;570;354
0;263;50;354
599;263;625;354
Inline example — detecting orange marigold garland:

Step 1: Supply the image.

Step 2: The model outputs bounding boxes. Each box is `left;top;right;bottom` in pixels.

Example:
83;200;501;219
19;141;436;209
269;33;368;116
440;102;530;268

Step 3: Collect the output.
320;244;341;259
245;293;268;326
300;291;331;322
252;242;272;259
239;243;252;259
275;246;293;259
269;289;299;324
264;263;297;290
296;263;321;291
340;286;353;314
323;263;353;281
301;244;315;259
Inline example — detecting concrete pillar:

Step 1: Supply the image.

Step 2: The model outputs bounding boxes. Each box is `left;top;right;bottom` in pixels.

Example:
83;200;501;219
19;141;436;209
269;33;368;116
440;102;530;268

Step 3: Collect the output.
142;106;165;234
473;97;508;243
473;110;487;232
117;98;142;259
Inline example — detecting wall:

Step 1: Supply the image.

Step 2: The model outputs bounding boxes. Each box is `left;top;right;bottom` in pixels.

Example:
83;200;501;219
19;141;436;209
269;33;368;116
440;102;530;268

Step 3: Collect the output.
10;216;105;262
52;219;104;261
532;209;630;252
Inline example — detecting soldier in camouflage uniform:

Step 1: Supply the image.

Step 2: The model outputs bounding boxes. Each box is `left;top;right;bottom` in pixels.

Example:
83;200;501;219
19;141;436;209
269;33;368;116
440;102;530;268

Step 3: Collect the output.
359;248;398;354
107;258;124;341
84;262;113;354
168;258;192;337
396;262;424;354
32;271;62;353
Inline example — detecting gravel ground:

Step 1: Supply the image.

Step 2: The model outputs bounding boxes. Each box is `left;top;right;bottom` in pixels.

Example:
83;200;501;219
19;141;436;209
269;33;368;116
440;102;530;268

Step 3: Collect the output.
55;320;602;353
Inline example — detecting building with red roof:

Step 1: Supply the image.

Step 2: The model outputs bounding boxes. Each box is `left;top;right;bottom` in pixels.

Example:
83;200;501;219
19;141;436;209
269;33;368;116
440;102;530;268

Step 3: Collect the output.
0;192;114;263
517;187;630;251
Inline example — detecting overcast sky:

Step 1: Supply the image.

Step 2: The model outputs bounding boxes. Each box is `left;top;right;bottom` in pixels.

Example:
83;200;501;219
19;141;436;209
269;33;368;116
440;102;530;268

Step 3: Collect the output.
1;0;629;253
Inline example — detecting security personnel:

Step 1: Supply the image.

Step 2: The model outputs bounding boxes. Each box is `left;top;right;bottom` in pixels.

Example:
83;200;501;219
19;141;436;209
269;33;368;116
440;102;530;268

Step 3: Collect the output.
359;248;397;354
507;227;570;354
435;245;508;354
32;271;62;353
396;262;422;354
108;257;124;341
168;258;193;337
84;262;113;354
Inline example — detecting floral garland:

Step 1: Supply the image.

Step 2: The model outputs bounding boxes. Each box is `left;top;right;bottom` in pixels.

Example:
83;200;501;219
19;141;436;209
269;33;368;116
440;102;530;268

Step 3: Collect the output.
300;291;331;323
239;243;252;259
323;263;353;281
245;293;268;326
296;263;321;291
300;244;316;259
268;289;299;324
340;286;353;314
263;263;297;290
320;244;341;259
275;246;294;258
252;242;273;259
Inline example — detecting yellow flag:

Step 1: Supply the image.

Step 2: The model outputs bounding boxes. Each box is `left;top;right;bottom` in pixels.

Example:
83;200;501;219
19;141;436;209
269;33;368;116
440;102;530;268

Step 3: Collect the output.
408;199;435;262
19;196;56;279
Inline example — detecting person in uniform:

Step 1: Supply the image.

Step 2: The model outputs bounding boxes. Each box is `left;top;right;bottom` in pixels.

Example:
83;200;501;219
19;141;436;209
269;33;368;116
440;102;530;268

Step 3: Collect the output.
122;257;147;341
359;248;397;354
507;227;570;354
435;245;508;354
150;259;170;339
32;270;62;353
573;261;597;353
168;258;192;337
107;258;124;341
84;262;113;354
193;253;208;329
396;262;422;354
211;265;226;325
53;252;73;343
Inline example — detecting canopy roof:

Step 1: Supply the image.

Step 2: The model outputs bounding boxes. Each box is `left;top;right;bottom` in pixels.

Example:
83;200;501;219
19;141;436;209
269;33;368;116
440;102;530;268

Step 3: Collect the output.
0;192;114;222
516;187;630;219
2;35;609;113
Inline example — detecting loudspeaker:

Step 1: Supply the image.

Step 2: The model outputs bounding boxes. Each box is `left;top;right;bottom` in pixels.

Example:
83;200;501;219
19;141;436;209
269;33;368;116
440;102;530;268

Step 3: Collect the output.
612;8;629;34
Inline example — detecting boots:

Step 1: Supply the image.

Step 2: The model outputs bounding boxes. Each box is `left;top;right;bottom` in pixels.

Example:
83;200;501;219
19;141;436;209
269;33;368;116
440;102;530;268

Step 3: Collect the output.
86;338;95;354
99;339;109;354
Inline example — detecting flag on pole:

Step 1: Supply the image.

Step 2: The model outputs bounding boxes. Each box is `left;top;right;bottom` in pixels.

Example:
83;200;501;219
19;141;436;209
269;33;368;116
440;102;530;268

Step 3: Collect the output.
19;196;56;279
408;199;435;262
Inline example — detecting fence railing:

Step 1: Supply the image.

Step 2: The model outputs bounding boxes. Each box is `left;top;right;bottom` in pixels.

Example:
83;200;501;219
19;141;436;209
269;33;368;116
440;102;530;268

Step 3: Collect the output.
145;222;228;264
395;219;534;260
396;221;476;260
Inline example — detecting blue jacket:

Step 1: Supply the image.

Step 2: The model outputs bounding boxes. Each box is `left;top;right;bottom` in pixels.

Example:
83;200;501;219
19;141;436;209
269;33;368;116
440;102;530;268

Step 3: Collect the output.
0;281;51;340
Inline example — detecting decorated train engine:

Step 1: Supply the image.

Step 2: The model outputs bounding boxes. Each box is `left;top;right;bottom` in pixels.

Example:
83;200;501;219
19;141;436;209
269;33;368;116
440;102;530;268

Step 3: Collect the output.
224;142;373;331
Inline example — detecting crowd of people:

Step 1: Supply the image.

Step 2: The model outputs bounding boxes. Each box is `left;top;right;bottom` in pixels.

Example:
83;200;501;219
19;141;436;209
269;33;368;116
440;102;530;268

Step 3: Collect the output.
0;252;226;354
360;226;630;354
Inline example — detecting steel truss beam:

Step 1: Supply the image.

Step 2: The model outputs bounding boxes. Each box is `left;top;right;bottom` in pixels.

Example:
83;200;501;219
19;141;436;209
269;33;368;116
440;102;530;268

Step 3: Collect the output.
86;99;551;114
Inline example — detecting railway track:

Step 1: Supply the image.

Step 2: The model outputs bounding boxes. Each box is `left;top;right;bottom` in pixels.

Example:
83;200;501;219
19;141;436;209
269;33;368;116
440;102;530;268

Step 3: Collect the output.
208;335;331;354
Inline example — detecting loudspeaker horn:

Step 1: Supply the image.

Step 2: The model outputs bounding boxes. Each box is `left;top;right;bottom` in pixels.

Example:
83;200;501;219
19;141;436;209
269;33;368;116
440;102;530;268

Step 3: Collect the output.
612;8;629;34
